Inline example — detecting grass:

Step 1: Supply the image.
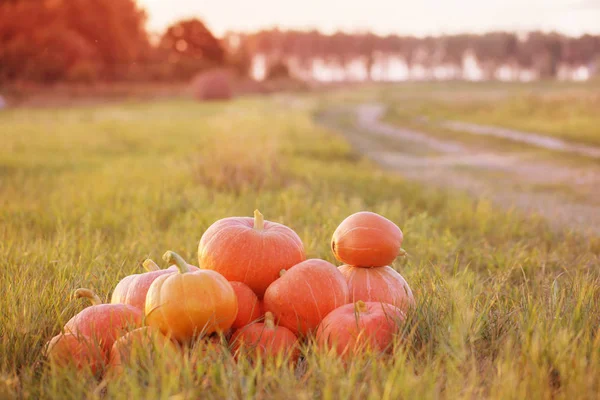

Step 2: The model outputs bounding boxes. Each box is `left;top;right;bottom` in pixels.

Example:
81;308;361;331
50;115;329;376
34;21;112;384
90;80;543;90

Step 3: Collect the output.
383;86;600;147
1;92;600;399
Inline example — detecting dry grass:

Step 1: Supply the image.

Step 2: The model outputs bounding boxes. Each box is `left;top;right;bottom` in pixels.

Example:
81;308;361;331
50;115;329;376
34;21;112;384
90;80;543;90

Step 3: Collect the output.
0;88;599;399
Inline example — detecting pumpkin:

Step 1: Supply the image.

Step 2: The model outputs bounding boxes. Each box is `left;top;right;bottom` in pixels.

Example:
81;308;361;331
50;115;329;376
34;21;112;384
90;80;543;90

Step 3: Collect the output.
338;265;415;312
229;281;263;330
111;259;199;311
331;211;404;267
107;326;180;376
64;289;143;354
263;259;349;336
316;301;405;357
145;251;238;343
45;333;105;374
230;312;299;362
258;299;265;316
198;210;306;297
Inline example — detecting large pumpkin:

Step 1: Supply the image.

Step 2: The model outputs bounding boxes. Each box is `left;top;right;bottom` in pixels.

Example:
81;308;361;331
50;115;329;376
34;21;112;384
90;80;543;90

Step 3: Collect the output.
338;264;415;312
145;251;238;343
331;211;404;267
230;312;299;362
229;281;263;330
198;210;306;297
263;259;349;336
111;259;199;311
64;288;143;354
45;333;105;374
107;326;180;376
316;301;405;357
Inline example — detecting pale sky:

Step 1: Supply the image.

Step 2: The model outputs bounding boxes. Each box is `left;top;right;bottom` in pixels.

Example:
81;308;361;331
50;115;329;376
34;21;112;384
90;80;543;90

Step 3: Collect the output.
138;0;600;37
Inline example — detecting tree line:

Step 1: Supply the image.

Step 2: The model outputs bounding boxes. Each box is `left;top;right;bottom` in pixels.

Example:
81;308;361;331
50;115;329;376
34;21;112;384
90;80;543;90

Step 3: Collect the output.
237;30;600;79
1;0;599;84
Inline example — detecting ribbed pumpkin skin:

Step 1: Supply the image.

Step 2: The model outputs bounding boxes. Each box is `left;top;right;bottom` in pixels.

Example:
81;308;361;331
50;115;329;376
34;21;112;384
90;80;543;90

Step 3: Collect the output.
263;259;349;336
331;212;403;267
111;264;200;311
198;216;306;297
230;315;299;362
45;333;106;374
107;327;180;375
338;265;415;312
316;302;405;357
145;270;238;343
229;282;263;330
111;267;176;311
64;304;143;354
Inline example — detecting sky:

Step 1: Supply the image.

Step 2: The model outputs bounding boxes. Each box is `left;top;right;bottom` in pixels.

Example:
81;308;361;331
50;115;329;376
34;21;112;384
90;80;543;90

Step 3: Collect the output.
138;0;600;37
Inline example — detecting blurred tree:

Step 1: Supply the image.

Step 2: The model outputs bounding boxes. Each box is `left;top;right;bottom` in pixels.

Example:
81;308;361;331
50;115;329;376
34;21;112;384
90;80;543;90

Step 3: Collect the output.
0;0;149;83
159;19;225;80
223;33;253;77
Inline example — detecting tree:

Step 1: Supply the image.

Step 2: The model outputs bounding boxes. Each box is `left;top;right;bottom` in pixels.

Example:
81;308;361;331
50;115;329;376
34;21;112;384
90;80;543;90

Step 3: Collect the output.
160;19;225;80
0;0;149;83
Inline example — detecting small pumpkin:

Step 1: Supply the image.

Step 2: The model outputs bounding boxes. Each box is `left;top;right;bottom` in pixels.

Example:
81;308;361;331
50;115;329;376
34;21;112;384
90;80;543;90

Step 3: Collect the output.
229;281;263;330
111;259;199;311
64;289;143;354
338;265;415;312
332;211;404;267
230;312;299;362
145;251;238;343
198;210;306;297
45;333;105;374
263;259;349;336
107;326;180;376
316;301;404;357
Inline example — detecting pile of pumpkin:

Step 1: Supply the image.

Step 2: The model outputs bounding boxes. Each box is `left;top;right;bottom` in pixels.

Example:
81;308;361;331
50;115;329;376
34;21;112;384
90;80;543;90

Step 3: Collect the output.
46;210;414;375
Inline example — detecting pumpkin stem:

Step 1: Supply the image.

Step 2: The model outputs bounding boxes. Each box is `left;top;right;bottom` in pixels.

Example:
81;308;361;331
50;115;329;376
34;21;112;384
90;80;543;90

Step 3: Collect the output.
279;269;287;277
143;259;160;272
264;312;275;329
354;300;368;314
163;251;190;274
74;288;102;306
254;209;264;231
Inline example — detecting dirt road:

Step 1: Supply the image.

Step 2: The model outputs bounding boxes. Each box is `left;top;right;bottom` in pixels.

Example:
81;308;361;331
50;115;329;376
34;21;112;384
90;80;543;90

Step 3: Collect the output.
317;104;600;235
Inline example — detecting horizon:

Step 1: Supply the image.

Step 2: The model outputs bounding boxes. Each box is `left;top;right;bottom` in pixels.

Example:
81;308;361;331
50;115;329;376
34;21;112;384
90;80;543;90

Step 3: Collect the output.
139;0;600;37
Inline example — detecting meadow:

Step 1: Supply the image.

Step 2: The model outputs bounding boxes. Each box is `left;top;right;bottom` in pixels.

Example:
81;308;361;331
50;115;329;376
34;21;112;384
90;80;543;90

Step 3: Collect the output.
382;81;600;147
1;87;599;399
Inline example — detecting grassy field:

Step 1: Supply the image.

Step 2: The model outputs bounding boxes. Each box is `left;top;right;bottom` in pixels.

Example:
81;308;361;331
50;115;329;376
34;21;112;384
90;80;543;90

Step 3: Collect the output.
1;91;600;399
382;81;600;147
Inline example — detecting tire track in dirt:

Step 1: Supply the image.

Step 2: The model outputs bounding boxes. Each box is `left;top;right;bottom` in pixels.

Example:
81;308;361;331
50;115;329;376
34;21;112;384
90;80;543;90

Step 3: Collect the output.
317;104;600;236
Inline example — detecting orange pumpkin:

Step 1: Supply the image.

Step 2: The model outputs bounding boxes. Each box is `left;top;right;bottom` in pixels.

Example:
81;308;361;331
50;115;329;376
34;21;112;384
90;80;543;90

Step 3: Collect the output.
198;210;306;297
145;251;238;343
111;259;199;311
45;333;105;374
229;281;263;330
230;312;299;362
332;211;404;267
107;326;180;376
263;259;349;336
64;289;143;354
316;301;405;357
338;265;415;312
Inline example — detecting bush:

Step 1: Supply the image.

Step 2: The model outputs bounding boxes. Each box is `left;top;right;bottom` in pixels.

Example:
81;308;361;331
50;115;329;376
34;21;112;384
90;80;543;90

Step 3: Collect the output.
265;61;291;80
190;69;233;101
